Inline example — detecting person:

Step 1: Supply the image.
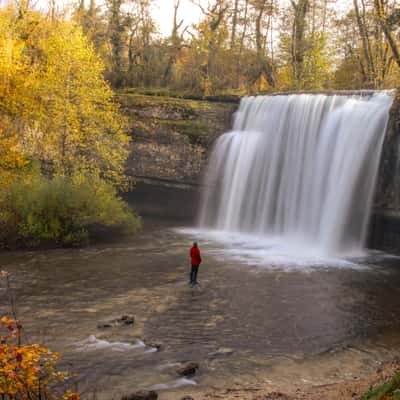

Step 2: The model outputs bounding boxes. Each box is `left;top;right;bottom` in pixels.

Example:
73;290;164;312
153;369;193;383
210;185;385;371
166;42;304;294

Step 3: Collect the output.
189;242;201;287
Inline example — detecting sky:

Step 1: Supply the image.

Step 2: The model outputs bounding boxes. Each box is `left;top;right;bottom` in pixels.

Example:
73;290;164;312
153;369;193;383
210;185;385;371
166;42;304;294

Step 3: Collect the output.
152;0;204;37
0;0;206;36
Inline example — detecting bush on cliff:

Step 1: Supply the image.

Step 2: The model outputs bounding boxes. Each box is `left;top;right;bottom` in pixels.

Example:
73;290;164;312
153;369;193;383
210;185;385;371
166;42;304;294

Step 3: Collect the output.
0;172;141;248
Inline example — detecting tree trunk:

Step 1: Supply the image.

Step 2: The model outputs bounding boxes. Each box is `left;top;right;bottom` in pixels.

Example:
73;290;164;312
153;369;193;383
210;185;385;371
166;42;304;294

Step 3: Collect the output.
255;0;275;87
230;0;239;49
236;0;249;87
291;0;309;82
353;0;376;85
163;0;183;85
374;0;400;69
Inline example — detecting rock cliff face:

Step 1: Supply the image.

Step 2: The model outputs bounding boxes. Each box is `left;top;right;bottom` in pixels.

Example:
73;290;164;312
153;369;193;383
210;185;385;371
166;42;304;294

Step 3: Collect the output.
375;91;400;209
118;92;237;185
370;90;400;251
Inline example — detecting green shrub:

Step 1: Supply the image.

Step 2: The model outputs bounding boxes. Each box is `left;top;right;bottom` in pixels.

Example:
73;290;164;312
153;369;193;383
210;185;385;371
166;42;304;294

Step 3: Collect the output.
361;371;400;400
0;172;141;248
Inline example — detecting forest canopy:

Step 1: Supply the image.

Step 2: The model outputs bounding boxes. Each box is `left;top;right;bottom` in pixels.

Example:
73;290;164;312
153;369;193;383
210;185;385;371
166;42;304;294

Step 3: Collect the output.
70;0;400;93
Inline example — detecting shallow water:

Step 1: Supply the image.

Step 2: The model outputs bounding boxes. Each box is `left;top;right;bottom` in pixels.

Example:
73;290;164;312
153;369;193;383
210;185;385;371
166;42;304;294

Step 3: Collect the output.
1;185;400;399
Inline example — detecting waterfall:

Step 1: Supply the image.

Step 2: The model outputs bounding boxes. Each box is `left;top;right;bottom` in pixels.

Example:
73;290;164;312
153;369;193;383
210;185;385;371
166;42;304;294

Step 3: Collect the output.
198;93;394;256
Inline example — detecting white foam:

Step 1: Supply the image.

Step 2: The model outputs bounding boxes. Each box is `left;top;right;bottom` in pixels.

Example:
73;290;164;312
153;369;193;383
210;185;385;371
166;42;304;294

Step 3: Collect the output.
76;335;146;352
144;346;159;353
149;378;197;390
176;228;383;271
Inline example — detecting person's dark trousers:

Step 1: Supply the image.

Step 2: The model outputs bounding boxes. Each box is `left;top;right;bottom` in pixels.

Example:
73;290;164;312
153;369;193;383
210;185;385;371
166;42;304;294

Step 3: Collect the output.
190;264;199;285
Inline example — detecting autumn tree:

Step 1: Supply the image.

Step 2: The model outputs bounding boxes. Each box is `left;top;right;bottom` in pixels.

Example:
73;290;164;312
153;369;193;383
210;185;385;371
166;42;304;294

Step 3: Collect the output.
163;0;186;85
247;0;276;89
290;0;309;83
15;17;129;186
184;0;230;94
0;4;132;185
73;0;108;58
278;0;333;89
374;0;400;69
106;0;127;87
125;0;159;87
332;10;367;89
0;6;32;184
334;0;399;89
0;6;139;248
4;0;400;98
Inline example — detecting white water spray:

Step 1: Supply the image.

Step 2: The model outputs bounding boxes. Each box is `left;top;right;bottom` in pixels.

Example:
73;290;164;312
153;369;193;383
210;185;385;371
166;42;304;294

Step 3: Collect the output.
198;93;393;256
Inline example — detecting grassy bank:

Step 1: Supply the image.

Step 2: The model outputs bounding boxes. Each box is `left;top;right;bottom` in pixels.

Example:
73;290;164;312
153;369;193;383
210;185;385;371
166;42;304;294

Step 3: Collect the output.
118;87;242;103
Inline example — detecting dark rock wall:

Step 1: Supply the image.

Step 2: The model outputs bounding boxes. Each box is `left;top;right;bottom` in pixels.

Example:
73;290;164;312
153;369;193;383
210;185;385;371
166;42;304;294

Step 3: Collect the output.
370;91;400;252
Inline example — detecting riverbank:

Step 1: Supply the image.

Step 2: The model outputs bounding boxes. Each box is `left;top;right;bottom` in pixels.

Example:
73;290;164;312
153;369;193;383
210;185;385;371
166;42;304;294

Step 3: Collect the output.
154;354;400;400
191;359;400;400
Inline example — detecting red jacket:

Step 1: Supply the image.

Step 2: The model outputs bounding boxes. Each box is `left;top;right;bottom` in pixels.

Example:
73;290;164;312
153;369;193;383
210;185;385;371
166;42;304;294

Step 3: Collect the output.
190;246;201;266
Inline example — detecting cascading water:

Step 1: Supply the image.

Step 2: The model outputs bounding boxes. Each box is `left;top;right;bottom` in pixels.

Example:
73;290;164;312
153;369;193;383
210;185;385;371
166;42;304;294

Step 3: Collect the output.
198;93;394;256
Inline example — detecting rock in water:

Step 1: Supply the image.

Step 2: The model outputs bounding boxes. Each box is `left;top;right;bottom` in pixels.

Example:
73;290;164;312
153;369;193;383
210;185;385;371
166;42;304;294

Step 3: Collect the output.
264;392;290;399
209;347;234;358
121;390;157;400
97;323;112;329
118;315;135;325
97;315;135;329
176;362;199;376
145;341;162;351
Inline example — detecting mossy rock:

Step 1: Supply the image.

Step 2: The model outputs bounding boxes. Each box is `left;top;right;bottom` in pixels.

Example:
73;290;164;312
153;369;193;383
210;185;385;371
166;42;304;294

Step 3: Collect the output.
116;91;236;146
117;87;241;103
157;119;211;144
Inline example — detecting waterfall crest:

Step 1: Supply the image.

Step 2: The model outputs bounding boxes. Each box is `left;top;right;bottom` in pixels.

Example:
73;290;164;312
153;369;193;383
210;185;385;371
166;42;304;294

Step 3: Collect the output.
198;93;394;256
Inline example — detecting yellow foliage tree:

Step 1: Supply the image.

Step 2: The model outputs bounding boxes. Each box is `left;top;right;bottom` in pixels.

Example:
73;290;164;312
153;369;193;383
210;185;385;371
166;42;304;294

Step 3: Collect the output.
0;7;31;185
0;7;130;189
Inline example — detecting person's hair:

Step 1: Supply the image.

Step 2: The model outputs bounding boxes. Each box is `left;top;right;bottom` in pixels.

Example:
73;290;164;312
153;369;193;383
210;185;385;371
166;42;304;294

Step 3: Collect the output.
193;242;198;247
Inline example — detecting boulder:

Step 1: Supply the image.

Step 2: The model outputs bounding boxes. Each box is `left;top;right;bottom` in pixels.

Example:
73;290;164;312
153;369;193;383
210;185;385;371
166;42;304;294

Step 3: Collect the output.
121;390;157;400
176;362;199;376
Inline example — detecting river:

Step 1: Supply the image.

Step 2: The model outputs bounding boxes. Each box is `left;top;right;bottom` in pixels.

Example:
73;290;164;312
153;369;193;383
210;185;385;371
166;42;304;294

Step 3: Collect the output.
1;182;400;399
